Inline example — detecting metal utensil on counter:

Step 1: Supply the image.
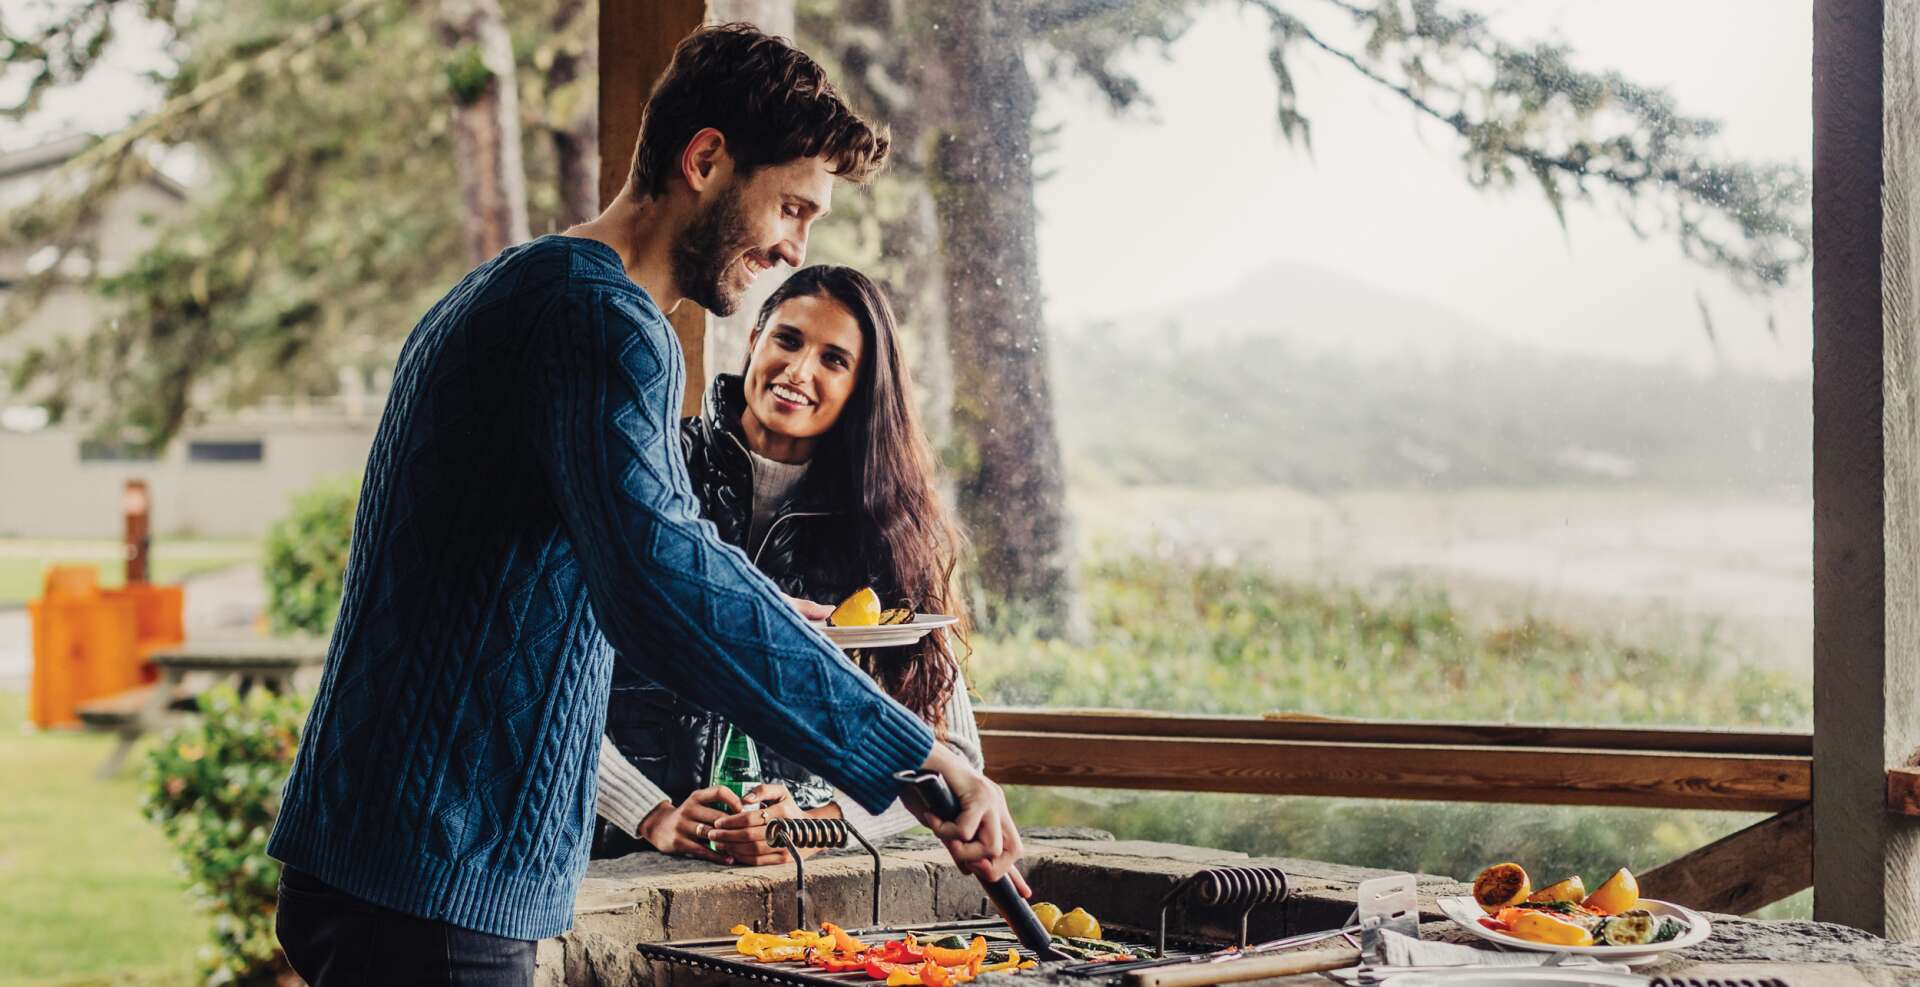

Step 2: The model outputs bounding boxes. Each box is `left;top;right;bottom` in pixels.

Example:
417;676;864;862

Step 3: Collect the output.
1062;922;1363;977
893;769;1070;962
1123;945;1361;987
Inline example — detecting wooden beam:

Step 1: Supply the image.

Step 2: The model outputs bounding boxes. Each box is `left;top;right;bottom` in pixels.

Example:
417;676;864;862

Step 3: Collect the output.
1639;805;1812;916
1886;767;1920;816
599;0;709;416
1812;0;1920;938
975;708;1812;757
979;730;1808;812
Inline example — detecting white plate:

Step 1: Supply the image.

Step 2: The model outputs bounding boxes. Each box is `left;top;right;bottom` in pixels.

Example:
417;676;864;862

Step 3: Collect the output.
1437;896;1709;968
1376;971;1648;987
813;613;959;650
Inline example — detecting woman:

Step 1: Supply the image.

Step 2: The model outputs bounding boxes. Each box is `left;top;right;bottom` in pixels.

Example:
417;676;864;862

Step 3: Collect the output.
594;265;979;864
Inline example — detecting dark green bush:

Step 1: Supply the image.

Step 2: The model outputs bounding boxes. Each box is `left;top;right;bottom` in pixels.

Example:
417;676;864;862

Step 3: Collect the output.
145;687;308;986
263;476;358;635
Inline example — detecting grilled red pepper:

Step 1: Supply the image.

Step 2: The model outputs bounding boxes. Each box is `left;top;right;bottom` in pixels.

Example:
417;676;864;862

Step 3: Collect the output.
865;956;918;981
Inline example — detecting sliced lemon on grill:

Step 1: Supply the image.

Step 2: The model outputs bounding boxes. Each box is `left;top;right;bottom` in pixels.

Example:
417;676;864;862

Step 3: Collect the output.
829;587;882;627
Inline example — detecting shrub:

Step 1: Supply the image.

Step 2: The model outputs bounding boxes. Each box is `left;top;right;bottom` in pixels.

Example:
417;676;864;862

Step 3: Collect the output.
146;687;307;986
263;476;359;636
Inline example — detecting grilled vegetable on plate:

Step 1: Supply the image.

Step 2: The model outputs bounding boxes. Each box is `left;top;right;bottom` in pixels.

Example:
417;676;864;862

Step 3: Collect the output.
1441;863;1709;966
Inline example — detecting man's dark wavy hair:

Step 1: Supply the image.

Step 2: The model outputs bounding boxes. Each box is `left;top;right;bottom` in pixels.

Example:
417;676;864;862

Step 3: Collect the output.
630;23;889;197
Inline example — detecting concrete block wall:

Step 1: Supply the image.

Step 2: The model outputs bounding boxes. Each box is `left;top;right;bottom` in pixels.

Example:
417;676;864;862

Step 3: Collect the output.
537;836;1471;987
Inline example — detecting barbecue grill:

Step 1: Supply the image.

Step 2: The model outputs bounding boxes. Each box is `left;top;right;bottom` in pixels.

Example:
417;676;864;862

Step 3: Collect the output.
634;819;1333;986
636;917;1224;986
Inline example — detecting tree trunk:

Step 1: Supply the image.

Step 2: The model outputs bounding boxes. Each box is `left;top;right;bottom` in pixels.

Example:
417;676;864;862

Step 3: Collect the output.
546;0;599;227
705;0;799;379
436;0;530;265
794;0;953;447
926;0;1075;632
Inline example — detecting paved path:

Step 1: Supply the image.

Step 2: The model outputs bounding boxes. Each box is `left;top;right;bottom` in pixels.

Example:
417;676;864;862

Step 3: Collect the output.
0;563;265;690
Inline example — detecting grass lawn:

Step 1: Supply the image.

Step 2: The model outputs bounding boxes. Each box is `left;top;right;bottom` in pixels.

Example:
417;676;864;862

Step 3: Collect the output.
0;540;259;607
0;691;204;986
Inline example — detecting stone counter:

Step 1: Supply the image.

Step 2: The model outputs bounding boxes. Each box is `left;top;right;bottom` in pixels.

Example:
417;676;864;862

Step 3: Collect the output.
537;834;1920;986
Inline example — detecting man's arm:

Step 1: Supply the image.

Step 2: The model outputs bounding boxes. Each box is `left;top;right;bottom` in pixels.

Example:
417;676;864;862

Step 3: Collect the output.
528;287;931;812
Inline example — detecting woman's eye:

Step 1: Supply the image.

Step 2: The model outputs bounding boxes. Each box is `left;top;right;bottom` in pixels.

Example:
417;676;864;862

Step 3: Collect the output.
826;354;848;370
775;333;801;350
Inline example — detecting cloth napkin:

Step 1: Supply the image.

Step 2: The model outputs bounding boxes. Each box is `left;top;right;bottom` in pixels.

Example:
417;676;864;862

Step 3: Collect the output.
1379;929;1634;972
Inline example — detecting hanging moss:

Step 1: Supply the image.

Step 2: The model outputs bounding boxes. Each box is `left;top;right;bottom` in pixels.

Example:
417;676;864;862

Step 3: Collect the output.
444;43;493;105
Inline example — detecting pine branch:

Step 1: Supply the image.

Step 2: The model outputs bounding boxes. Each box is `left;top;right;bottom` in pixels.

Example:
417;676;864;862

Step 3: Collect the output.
1242;0;1810;293
2;0;401;325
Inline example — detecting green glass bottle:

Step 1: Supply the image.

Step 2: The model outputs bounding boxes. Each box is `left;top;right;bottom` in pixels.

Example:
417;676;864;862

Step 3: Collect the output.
707;722;761;851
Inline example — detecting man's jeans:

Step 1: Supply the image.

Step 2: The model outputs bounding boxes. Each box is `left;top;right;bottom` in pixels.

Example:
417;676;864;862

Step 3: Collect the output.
276;867;537;986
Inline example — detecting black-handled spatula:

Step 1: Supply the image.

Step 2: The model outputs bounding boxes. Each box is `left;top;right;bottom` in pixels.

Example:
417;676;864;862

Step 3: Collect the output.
894;769;1070;962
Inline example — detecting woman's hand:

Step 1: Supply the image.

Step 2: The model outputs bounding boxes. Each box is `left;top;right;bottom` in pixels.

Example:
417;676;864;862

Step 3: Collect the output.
706;783;834;866
637;786;745;864
782;594;834;621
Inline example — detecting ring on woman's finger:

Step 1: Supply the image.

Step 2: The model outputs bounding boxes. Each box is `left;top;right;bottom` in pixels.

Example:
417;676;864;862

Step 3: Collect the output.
695;823;709;840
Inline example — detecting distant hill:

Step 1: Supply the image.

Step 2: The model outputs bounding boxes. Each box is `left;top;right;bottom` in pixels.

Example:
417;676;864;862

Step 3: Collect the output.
1051;264;1810;493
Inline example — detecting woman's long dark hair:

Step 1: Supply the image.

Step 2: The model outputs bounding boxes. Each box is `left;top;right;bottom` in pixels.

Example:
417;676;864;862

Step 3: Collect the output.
745;266;970;728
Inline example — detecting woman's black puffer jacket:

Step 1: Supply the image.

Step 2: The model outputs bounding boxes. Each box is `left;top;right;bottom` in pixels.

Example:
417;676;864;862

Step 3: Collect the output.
596;375;897;856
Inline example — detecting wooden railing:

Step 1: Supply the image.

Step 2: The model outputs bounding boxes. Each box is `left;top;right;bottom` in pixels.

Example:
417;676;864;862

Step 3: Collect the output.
976;707;1816;914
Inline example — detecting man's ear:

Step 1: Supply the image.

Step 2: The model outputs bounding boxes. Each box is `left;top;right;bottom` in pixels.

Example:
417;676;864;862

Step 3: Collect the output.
680;128;729;194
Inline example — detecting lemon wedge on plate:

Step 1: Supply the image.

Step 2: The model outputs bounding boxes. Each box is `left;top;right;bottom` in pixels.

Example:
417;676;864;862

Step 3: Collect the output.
828;587;882;627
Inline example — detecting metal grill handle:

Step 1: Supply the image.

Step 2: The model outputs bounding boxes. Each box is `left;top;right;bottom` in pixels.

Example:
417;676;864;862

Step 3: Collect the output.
1157;866;1291;956
766;816;883;929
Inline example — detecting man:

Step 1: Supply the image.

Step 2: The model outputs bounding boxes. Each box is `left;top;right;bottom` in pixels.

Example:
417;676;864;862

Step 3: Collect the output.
268;24;1022;985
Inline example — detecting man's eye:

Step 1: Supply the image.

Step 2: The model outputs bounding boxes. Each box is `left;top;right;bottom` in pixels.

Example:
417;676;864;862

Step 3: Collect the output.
783;204;800;219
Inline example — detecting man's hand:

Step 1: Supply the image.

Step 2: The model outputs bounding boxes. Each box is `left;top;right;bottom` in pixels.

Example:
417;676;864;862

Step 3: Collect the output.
905;744;1030;897
782;593;834;621
637;786;744;864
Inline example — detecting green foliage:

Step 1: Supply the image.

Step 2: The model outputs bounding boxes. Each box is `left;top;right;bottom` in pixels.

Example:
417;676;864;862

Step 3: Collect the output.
444;43;494;104
979;555;1809;725
1;0;588;445
144;687;307;986
980;556;1811;910
263;476;357;635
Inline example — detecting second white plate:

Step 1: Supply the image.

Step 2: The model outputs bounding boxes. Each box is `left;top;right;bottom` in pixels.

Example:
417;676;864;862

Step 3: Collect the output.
814;613;959;650
1436;896;1709;968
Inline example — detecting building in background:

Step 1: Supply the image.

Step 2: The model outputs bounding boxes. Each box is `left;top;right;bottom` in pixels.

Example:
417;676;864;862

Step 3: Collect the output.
0;135;378;539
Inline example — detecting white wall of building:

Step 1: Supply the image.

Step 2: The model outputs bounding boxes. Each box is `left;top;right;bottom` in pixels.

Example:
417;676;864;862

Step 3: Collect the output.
0;421;375;539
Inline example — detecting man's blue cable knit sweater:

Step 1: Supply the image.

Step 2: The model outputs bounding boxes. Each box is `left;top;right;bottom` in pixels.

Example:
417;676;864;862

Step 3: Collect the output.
266;236;935;940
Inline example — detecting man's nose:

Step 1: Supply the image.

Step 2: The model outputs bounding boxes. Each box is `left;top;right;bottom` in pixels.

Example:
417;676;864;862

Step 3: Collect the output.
773;235;804;269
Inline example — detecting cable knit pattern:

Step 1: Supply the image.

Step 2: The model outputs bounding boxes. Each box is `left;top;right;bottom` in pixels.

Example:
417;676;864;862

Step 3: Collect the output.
267;236;934;941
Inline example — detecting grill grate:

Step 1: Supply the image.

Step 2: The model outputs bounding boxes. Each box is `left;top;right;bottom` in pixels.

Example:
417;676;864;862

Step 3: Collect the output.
636;919;1211;986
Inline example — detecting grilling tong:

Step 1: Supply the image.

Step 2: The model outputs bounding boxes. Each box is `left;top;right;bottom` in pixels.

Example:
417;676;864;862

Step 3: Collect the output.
894;769;1072;962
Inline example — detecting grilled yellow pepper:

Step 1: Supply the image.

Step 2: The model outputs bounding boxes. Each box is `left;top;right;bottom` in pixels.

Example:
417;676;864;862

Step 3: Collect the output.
1508;911;1594;947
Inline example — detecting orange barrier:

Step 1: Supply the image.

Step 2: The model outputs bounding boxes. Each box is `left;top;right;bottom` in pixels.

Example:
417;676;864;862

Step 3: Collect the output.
28;566;185;729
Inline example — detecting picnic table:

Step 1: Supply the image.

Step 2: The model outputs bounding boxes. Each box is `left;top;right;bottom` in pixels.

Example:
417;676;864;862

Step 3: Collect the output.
81;636;327;778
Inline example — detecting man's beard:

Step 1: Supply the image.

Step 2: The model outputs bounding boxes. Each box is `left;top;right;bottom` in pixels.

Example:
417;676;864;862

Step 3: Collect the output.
671;187;755;316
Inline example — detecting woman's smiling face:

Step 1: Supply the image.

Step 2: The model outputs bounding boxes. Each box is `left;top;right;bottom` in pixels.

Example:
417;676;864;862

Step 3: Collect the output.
742;292;866;449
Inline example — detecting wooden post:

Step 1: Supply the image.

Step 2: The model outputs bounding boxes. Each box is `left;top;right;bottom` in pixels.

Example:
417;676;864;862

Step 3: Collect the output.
1813;0;1920;938
122;480;150;585
599;0;710;417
